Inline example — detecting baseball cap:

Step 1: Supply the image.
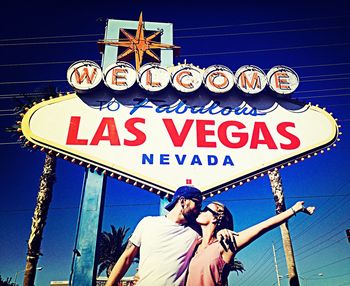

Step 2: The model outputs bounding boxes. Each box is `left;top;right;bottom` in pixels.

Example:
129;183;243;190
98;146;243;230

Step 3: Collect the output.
165;185;202;211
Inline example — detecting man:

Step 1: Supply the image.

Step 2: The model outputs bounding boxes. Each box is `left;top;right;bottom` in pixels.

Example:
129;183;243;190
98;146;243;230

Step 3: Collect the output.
106;185;231;286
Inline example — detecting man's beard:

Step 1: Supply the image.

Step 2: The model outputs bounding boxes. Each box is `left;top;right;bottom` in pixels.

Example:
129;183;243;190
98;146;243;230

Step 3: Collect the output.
183;211;198;224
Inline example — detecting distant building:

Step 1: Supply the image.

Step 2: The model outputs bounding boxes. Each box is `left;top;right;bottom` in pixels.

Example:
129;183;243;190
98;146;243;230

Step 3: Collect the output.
50;276;135;286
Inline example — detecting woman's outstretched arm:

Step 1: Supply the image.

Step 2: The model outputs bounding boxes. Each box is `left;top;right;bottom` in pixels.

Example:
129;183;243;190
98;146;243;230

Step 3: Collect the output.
221;201;314;263
235;201;314;252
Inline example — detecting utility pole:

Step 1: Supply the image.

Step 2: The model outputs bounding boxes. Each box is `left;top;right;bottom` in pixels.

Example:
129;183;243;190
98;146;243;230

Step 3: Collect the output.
272;243;281;286
269;169;300;286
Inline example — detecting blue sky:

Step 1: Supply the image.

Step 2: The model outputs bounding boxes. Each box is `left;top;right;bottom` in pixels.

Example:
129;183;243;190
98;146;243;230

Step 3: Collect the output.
0;1;350;285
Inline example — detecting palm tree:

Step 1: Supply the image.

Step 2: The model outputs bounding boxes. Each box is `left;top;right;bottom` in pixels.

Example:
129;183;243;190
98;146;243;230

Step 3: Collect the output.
218;258;245;286
23;154;56;286
0;275;18;286
229;258;245;274
269;169;300;286
97;225;134;277
6;86;58;286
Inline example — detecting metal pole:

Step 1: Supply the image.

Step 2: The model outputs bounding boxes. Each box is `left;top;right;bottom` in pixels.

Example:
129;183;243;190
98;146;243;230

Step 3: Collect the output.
14;272;19;284
272;243;281;286
70;169;106;286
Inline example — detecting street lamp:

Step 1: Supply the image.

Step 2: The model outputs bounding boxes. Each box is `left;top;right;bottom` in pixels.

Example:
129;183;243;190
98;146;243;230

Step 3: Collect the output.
272;274;289;286
299;273;324;286
14;266;43;284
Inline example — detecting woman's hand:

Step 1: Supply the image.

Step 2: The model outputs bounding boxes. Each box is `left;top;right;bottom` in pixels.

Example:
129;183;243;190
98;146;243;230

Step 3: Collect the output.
216;229;239;242
216;229;239;252
292;201;316;215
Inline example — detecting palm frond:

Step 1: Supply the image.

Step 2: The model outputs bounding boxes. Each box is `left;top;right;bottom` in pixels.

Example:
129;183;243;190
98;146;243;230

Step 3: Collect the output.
229;258;245;275
97;225;132;277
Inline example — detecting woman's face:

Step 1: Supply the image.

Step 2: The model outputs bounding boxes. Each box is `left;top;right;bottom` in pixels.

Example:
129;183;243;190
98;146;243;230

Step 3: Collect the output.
196;203;220;225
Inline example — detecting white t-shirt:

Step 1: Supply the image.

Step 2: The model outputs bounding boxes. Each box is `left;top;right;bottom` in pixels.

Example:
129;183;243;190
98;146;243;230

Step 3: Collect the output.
130;216;200;286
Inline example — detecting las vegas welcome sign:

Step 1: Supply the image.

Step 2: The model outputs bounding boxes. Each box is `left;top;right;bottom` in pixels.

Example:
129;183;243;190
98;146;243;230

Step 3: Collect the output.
19;15;339;198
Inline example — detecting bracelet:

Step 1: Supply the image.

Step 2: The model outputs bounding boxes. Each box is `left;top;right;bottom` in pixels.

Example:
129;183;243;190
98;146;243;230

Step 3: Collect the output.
291;207;297;216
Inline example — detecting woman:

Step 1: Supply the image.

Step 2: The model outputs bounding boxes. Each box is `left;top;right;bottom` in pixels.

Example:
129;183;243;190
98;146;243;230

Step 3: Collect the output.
186;201;315;286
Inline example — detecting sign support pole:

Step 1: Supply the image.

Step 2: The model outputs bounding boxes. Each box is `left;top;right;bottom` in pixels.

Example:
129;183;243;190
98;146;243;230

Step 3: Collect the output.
70;169;106;286
68;17;174;285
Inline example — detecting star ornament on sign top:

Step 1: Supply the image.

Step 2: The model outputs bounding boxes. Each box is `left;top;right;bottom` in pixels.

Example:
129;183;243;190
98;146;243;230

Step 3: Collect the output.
98;12;180;70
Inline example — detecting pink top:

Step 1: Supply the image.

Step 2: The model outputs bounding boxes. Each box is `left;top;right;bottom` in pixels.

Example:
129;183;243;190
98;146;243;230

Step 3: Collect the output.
186;241;228;286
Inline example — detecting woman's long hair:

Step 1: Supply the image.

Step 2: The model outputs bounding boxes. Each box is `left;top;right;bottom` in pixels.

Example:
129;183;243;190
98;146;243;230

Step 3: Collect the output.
211;201;234;234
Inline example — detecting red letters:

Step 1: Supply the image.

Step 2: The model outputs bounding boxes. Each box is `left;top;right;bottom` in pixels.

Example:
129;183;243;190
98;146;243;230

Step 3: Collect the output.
66;116;300;150
240;71;261;89
66;116;88;145
218;121;248;148
66;116;146;146
112;68;128;86
74;67;97;84
250;122;278;149
197;120;216;147
91;118;121;145
277;122;300;149
124;118;146;146
163;119;194;147
146;70;161;87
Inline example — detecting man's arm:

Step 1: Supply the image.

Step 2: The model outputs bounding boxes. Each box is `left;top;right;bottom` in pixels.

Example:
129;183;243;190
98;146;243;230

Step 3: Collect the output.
105;240;140;286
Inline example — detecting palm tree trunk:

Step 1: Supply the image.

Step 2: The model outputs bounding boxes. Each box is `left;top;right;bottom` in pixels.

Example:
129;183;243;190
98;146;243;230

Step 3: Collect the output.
268;169;300;286
23;154;56;286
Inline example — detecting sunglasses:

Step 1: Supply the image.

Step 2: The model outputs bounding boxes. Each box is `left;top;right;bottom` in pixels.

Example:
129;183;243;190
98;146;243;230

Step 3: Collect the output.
202;206;219;216
189;198;202;209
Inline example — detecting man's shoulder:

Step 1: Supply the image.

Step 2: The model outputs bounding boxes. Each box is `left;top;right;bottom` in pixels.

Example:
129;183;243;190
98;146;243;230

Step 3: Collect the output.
138;215;165;224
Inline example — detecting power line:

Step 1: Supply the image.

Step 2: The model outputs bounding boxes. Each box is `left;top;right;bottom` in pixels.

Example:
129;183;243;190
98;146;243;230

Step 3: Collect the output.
289;196;350;252
0;40;97;47
1;14;348;43
275;180;350;253
1;193;349;213
0;79;66;85
1;25;348;46
291;191;350;244
0;108;17;112
300;256;350;275
0;94;349;101
238;246;273;286
175;25;350;39
0;92;47;97
3;72;350;87
0;112;20;116
302;76;350;83
299;93;350;99
0;142;20;146
321;272;350;280
297;236;346;262
301;72;350;79
336;281;350;286
291;63;350;70
240;256;275;286
1;60;349;70
294;87;350;93
0;60;98;68
250;265;275;286
180;42;350;57
295;217;350;252
327;103;350;107
0;33;103;42
230;14;350;27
